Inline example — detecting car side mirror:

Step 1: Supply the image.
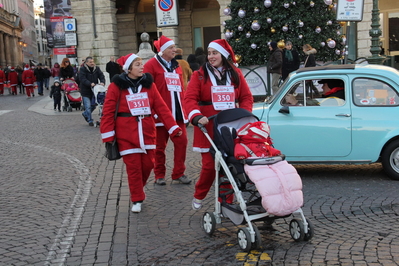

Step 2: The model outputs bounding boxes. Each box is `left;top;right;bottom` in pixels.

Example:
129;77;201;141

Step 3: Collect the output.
279;106;290;114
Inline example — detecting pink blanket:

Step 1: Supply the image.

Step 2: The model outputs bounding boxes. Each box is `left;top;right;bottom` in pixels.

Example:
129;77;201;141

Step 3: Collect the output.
244;161;303;216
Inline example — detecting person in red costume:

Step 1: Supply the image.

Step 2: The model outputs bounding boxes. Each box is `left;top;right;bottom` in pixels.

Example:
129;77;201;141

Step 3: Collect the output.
0;67;5;96
7;67;19;95
184;39;254;210
100;53;183;213
22;64;36;98
143;35;191;186
234;121;281;160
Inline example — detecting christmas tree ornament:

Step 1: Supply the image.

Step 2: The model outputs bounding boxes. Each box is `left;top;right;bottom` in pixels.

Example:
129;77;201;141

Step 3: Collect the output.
267;18;272;24
336;30;341;35
335;49;341;55
254;7;260;13
299;34;303;39
298;20;304;27
320;42;326;47
271;27;276;33
310;1;315;7
332;3;337;12
238;9;246;18
251;20;261;31
277;40;285;48
238;25;244;31
324;0;332;5
339;21;347;27
327;20;332;25
341;35;347;45
225;30;232;39
223;7;231;16
328;4;334;10
264;0;272;8
282;25;288;32
251;43;257;49
292;2;296;5
284;3;290;8
235;54;242;63
246;32;251;38
327;39;336;48
222;21;226;26
315;26;321;33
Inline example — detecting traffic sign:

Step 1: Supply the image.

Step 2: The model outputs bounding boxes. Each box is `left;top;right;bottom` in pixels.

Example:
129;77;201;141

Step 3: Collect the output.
64;18;77;31
155;0;179;27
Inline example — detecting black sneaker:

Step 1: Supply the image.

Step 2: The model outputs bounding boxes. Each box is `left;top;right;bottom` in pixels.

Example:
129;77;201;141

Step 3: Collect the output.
155;178;166;185
89;122;94;126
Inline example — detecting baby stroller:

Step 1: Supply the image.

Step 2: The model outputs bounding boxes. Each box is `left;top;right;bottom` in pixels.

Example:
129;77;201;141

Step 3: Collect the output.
92;84;107;127
199;108;314;251
61;78;82;112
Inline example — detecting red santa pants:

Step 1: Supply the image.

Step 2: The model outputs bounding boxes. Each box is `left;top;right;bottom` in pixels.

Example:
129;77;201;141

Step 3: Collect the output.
194;152;234;203
122;150;155;203
11;85;17;95
0;84;3;95
25;86;34;97
154;120;187;180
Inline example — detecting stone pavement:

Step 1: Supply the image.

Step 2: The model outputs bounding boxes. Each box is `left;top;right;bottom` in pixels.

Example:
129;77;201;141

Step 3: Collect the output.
1;91;399;266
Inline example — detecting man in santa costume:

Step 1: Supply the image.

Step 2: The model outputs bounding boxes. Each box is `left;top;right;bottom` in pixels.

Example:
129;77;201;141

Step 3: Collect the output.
0;66;5;96
143;35;191;185
7;67;19;95
22;64;36;98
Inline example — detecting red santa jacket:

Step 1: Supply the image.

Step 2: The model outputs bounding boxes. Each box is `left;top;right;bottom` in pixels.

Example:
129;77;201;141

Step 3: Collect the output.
22;69;36;86
100;73;181;155
143;55;188;126
184;65;253;152
7;71;19;86
0;70;5;85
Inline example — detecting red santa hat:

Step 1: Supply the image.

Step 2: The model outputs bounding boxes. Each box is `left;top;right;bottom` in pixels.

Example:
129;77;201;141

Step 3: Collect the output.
117;53;139;73
10;67;15;71
153;35;175;56
237;121;271;143
208;39;237;64
24;64;30;70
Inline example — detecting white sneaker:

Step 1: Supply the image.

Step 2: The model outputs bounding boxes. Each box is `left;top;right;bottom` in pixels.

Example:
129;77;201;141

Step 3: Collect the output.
192;198;203;211
131;202;142;213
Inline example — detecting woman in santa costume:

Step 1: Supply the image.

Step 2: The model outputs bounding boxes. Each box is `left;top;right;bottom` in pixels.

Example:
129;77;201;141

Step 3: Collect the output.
143;35;191;186
184;39;253;210
22;64;36;98
7;67;19;95
100;53;182;213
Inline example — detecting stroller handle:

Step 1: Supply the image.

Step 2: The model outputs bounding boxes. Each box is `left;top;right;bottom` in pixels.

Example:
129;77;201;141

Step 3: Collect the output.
198;114;217;134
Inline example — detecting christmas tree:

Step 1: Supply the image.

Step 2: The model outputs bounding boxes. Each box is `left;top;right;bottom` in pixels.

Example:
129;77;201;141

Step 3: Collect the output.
223;0;345;66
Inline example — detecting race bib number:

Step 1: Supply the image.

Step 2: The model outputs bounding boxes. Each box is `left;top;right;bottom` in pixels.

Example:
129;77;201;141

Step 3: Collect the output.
164;73;182;92
126;92;151;116
211;86;235;110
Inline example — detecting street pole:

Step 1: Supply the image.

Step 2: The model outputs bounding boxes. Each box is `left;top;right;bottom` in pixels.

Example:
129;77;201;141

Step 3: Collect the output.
367;0;385;65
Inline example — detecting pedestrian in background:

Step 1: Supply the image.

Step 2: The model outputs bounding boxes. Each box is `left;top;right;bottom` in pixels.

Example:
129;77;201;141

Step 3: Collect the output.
175;48;192;90
43;65;52;90
282;41;300;81
100;53;183;213
106;56;122;81
187;54;200;72
79;56;105;127
34;63;46;96
267;41;283;95
303;44;317;67
195;47;206;66
184;39;253;211
50;79;62;112
143;35;191;186
7;67;19;95
22;64;36;98
59;58;74;81
0;66;5;96
51;62;60;80
15;65;24;94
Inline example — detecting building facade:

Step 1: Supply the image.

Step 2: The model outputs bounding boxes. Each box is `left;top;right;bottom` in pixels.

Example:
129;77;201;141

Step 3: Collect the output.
69;0;398;75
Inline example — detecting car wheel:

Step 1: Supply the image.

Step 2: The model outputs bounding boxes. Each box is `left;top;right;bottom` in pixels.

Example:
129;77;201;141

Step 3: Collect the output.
381;139;399;180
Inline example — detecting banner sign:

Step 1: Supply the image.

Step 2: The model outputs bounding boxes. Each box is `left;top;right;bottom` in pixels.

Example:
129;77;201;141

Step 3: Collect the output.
53;47;76;55
44;0;72;48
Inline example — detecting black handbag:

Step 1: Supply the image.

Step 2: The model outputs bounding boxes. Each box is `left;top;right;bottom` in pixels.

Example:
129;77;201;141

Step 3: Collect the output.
104;93;121;160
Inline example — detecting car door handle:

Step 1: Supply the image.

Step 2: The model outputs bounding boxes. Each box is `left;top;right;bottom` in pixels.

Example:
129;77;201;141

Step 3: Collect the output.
336;113;351;117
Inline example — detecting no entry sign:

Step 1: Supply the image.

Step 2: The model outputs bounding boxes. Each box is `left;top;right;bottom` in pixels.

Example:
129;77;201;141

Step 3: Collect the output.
155;0;179;27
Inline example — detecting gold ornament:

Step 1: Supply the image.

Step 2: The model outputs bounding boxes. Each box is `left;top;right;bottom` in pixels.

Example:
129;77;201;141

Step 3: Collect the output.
328;4;334;10
277;40;285;49
235;54;242;63
339;21;347;27
271;27;276;33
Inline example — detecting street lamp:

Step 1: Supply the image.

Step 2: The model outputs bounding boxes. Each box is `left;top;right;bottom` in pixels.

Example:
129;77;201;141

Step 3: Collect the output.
367;0;385;64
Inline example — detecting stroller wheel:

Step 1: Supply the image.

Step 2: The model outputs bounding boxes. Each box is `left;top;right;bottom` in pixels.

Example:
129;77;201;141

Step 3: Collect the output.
289;219;305;242
251;224;262;250
303;218;314;241
237;228;252;252
202;212;216;236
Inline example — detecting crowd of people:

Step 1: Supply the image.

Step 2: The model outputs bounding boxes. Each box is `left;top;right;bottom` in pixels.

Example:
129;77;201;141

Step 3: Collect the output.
1;38;321;214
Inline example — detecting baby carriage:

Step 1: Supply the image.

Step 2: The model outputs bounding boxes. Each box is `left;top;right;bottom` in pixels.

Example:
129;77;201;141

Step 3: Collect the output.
61;78;82;112
199;108;314;251
92;84;107;127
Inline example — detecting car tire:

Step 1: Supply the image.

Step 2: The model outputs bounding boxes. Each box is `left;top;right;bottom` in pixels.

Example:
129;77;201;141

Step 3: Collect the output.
381;139;399;180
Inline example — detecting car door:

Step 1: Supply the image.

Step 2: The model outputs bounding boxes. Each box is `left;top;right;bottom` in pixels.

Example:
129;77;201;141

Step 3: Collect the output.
266;76;352;158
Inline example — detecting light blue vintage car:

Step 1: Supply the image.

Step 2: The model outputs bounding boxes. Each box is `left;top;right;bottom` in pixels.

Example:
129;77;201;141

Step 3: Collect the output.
252;64;399;180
